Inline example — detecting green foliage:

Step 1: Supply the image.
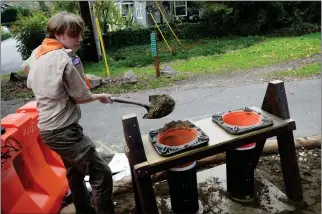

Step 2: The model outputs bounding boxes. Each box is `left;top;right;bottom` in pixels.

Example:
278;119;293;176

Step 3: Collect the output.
1;27;11;41
198;1;321;36
11;12;48;60
103;35;264;68
103;28;151;50
38;1;50;16
93;1;140;33
1;32;11;41
274;23;320;37
93;1;125;33
101;1;320;50
1;6;30;24
50;1;80;14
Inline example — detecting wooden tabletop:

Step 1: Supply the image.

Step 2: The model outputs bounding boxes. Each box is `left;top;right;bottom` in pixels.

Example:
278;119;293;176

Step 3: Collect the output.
138;106;295;169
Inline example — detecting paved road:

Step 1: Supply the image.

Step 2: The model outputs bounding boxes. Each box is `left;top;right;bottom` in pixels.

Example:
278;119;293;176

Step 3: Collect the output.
1;38;23;74
79;78;321;153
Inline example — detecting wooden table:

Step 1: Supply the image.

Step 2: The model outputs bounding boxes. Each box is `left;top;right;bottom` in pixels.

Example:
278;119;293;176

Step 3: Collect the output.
122;80;303;213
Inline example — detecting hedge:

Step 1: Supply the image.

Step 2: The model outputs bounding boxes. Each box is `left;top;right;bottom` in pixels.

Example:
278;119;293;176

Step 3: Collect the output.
102;21;320;50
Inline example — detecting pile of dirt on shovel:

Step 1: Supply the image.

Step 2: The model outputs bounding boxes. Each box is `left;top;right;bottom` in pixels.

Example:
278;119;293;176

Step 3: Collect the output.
144;94;175;119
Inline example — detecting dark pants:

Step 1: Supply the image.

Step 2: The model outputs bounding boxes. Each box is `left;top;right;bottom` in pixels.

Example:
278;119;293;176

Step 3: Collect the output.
40;123;114;214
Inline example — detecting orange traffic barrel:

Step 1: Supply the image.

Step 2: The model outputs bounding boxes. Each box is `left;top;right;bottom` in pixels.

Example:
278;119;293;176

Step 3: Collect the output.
16;101;38;113
17;101;65;169
1;108;68;213
1;113;47;213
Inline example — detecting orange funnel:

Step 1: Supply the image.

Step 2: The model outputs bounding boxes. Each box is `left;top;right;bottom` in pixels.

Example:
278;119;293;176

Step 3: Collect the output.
157;128;198;147
223;111;261;127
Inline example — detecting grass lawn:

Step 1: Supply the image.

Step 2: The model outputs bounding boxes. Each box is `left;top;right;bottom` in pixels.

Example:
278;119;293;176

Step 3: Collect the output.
267;63;321;78
1;32;320;99
84;32;321;78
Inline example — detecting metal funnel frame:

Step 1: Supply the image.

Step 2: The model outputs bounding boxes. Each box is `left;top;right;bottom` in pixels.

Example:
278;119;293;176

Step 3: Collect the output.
212;107;274;135
149;121;209;157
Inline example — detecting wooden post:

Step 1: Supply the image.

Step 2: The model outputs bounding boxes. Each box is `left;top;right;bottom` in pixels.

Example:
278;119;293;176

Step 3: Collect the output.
256;80;303;201
122;114;158;213
252;138;266;169
154;56;160;78
124;144;143;214
151;32;160;78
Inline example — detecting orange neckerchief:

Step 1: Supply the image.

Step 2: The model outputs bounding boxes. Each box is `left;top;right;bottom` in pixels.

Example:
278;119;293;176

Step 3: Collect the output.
35;38;64;59
35;38;91;89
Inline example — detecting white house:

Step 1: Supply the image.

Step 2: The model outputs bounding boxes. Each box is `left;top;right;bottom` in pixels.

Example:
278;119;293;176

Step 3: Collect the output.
115;1;201;28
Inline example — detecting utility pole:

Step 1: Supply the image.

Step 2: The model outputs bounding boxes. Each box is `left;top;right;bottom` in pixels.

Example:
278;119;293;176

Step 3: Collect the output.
88;1;102;61
79;1;100;62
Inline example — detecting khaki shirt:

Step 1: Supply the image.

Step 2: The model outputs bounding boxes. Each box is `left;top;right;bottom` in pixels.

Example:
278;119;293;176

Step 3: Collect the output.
25;48;91;131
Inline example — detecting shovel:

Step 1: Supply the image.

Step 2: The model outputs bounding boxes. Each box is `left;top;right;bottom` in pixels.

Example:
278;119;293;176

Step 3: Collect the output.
110;95;175;119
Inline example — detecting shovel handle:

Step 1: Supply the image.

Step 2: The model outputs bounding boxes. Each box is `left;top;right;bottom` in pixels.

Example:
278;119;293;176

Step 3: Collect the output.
110;97;150;109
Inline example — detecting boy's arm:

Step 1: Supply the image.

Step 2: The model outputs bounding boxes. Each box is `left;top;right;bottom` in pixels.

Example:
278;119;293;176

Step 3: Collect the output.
21;55;32;75
75;94;112;104
63;61;112;104
21;49;37;76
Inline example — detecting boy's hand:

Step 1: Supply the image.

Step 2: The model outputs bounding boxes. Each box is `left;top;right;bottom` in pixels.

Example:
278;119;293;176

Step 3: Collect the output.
98;94;113;104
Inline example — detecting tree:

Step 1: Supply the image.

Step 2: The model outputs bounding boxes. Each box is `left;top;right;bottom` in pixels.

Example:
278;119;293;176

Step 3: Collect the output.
1;6;30;24
93;1;125;33
50;1;80;14
38;1;50;16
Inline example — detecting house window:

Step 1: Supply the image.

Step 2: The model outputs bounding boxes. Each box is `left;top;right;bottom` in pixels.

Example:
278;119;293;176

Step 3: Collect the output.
174;1;187;17
136;2;143;19
119;3;133;17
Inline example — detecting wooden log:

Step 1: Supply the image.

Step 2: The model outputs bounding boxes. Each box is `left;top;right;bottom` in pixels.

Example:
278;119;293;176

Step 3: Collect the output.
197;136;321;167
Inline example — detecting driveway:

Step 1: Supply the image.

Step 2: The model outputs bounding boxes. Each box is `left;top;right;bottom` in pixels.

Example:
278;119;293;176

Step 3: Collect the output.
1;38;23;74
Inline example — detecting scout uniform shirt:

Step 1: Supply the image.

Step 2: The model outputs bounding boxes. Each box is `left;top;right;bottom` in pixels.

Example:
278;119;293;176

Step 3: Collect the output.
25;38;91;131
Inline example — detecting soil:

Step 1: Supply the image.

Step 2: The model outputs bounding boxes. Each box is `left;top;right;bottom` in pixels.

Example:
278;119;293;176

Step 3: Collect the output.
110;148;320;214
144;94;176;119
1;78;33;101
257;148;321;213
158;120;195;133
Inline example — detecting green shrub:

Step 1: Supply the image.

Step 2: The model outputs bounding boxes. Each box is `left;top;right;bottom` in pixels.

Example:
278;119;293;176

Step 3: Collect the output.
103;28;151;50
10;11;90;61
179;22;210;39
1;6;30;24
275;22;320;37
1;32;11;41
11;12;48;60
1;27;11;41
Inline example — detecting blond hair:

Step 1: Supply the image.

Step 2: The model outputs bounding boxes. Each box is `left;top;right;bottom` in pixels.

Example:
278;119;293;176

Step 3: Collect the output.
46;11;85;38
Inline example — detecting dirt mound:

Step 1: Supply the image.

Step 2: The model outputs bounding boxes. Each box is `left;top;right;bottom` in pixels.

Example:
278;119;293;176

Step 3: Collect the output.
145;94;175;119
158;120;195;133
